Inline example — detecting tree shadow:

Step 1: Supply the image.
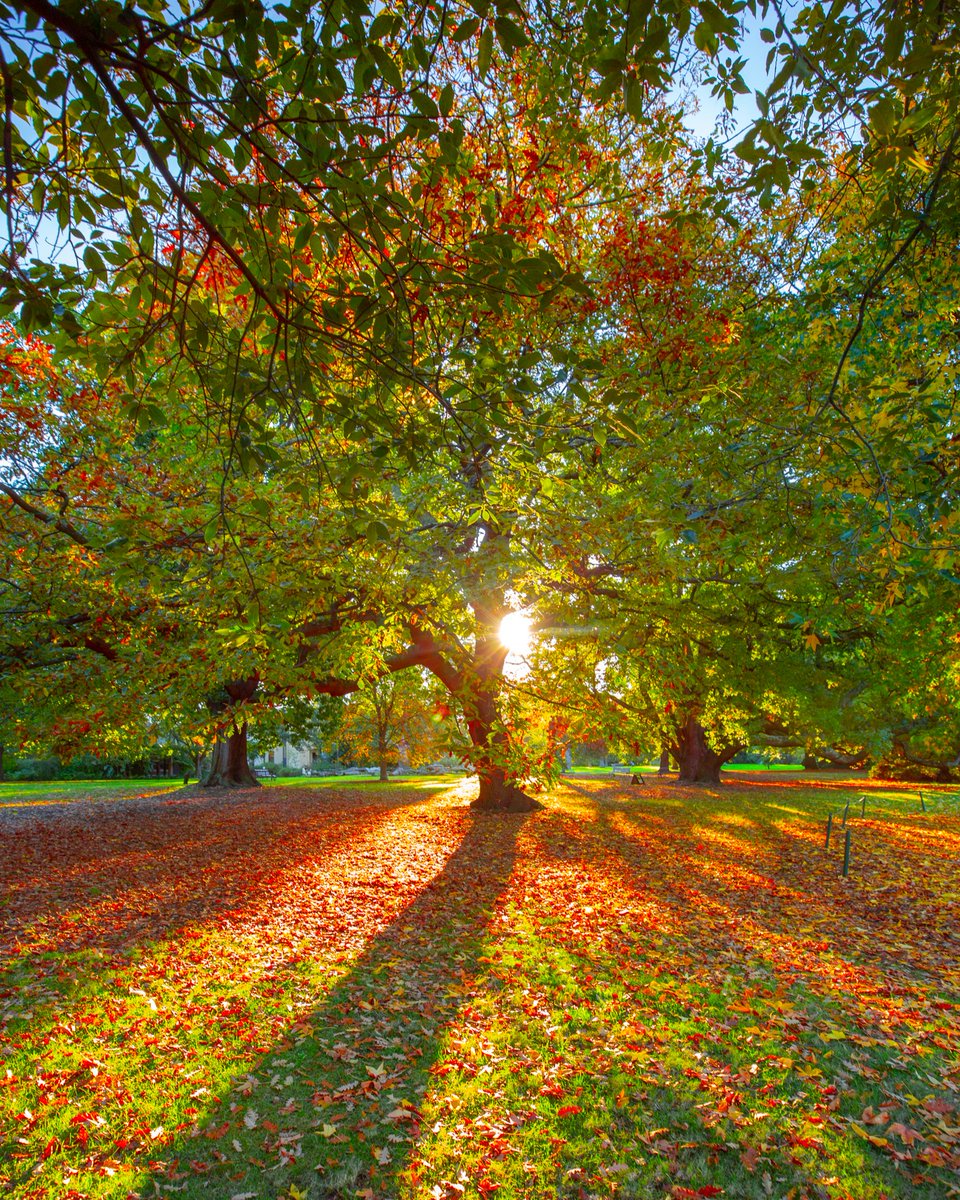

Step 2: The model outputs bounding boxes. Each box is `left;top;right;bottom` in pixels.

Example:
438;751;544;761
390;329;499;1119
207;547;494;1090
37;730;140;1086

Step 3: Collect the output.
0;786;459;1055
72;804;527;1199
513;780;960;1195
5;778;956;1198
0;786;448;953
557;776;960;992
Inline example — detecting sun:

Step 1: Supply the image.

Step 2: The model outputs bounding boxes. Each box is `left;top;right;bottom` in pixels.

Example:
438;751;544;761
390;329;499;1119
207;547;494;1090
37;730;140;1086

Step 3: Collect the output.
499;611;533;657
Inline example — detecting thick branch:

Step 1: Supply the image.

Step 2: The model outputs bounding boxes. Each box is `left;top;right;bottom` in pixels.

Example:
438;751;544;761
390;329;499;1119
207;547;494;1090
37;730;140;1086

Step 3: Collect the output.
1;483;91;546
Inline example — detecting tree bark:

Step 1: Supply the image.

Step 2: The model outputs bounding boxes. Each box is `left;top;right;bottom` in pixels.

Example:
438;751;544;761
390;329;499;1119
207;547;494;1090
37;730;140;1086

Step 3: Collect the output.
804;746;868;770
379;760;389;782
473;763;541;812
201;722;259;788
200;677;260;788
673;716;740;784
658;746;671;775
461;643;541;813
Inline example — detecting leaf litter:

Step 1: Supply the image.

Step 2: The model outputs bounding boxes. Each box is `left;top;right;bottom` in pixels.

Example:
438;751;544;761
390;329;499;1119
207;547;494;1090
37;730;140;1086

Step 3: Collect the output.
0;776;957;1199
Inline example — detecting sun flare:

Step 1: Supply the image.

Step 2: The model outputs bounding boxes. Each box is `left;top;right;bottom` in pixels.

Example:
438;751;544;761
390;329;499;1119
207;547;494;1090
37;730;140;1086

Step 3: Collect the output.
499;611;533;657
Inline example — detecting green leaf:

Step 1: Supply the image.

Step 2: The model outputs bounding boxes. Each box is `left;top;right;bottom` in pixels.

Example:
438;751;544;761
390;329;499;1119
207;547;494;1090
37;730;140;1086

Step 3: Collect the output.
494;16;527;54
293;219;314;253
411;90;439;119
478;27;494;79
868;97;898;137
623;75;644;120
693;21;719;56
452;17;480;42
83;245;105;275
368;12;396;41
366;520;390;542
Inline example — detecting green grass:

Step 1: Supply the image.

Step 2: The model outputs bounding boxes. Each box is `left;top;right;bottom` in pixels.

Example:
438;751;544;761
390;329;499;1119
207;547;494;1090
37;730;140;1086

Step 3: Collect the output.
0;778;185;805
570;762;807;774
0;774;465;805
268;772;465;789
1;776;957;1199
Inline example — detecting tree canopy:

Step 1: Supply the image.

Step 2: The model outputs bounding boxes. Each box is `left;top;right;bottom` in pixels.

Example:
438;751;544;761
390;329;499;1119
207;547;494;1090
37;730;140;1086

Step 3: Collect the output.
1;0;958;801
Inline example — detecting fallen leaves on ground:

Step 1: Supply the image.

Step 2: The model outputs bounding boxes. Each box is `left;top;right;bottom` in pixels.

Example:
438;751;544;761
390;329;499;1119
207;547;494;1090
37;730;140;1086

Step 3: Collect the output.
0;777;957;1199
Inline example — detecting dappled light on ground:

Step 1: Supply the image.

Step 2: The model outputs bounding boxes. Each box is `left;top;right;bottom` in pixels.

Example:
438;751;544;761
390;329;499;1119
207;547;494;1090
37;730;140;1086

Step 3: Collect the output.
1;777;957;1199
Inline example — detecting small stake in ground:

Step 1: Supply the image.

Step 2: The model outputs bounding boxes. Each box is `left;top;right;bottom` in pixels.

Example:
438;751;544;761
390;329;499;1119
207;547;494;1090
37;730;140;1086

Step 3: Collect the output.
842;828;851;877
841;800;850;826
920;791;926;812
825;813;833;848
861;794;866;817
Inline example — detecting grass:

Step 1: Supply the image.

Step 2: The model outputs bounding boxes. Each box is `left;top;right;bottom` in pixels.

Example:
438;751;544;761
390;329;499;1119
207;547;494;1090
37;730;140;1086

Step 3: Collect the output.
268;773;464;789
0;775;464;806
0;778;185;806
1;775;958;1199
571;763;806;774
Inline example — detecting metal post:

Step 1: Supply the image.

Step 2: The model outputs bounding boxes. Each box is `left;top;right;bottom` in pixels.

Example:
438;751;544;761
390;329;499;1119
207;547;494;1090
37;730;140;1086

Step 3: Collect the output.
842;800;850;826
920;791;926;812
860;795;866;817
825;813;833;848
842;829;851;877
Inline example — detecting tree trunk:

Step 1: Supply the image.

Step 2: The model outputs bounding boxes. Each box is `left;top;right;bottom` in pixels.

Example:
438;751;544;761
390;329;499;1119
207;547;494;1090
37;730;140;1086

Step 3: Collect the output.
474;763;540;812
462;663;541;813
200;677;260;788
201;722;259;788
378;729;390;781
673;716;739;784
0;743;4;782
658;746;671;775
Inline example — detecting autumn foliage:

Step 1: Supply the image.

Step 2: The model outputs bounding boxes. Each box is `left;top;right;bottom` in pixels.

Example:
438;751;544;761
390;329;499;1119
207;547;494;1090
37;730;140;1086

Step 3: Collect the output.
1;775;958;1198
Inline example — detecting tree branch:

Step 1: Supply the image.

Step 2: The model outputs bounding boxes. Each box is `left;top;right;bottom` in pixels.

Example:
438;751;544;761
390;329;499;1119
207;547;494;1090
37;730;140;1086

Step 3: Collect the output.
0;483;91;546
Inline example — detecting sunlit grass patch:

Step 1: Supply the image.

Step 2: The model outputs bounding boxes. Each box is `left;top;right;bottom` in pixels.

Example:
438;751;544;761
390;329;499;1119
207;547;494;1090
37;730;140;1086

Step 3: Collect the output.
0;779;184;806
1;778;957;1198
269;773;465;790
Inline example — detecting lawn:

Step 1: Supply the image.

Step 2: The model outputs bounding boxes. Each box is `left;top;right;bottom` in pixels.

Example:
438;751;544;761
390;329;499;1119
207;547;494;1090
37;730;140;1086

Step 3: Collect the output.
1;776;958;1199
0;779;187;807
0;776;463;811
570;764;806;775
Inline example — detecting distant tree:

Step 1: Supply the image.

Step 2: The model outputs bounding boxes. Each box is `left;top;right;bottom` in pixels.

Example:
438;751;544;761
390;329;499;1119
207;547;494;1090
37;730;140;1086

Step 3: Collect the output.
338;672;445;782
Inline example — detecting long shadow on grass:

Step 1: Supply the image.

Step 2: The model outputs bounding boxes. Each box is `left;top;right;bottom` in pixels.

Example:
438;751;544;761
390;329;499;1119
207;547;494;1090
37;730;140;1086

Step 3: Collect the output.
0;787;448;1043
562;779;960;984
525;782;959;1197
506;782;955;1200
128;806;527;1200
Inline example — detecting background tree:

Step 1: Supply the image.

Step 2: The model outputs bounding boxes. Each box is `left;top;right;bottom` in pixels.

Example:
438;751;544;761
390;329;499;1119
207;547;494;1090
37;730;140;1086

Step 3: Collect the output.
337;671;445;781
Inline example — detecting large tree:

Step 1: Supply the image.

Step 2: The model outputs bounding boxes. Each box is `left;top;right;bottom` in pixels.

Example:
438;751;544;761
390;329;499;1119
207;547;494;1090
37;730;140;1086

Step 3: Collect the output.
3;0;958;806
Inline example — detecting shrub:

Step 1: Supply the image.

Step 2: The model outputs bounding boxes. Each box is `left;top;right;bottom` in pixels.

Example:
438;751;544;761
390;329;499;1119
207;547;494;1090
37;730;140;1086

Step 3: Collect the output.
10;757;61;780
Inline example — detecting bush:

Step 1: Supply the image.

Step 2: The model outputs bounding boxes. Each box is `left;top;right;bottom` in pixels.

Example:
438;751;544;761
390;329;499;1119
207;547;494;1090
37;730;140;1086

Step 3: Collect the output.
417;755;467;774
10;756;61;780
